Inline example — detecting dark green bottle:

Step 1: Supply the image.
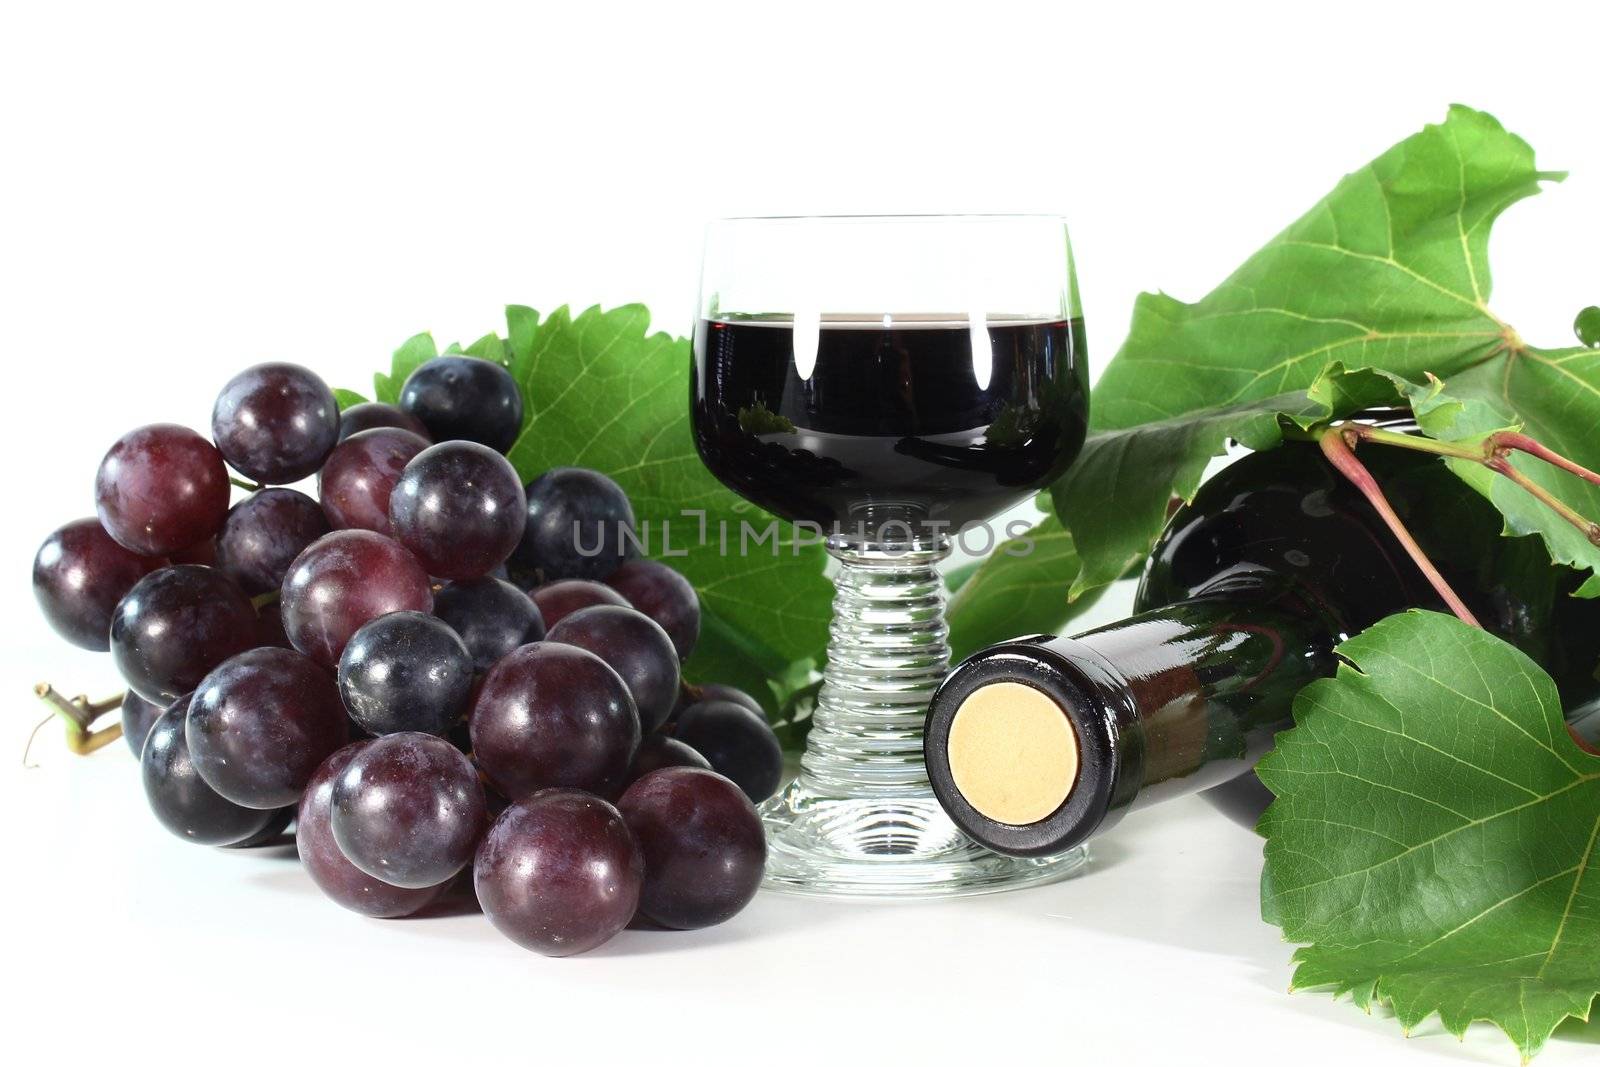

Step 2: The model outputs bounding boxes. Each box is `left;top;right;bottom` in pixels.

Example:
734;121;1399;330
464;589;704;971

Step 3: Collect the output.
924;439;1600;857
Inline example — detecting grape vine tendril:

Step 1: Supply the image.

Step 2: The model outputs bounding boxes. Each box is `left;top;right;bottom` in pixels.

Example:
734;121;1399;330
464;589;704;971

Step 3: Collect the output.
1336;421;1600;547
1319;422;1600;755
1317;428;1482;627
26;684;127;762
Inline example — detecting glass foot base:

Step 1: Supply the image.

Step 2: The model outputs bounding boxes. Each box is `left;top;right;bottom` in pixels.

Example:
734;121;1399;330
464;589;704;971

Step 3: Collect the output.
758;779;1088;899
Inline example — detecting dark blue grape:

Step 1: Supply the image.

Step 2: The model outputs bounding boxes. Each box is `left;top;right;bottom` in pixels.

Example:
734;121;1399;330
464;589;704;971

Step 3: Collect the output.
121;690;164;756
337;611;474;736
619;767;765;930
510;468;637;584
216;488;331;595
141;696;281;846
398;356;523;454
330;731;487;889
474;790;643;956
212;362;339;484
433;577;545;673
186;646;349;808
673;700;783;804
33;518;165;650
670;682;765;726
389;441;526;580
546;605;680;734
111;565;260;704
225;807;295;849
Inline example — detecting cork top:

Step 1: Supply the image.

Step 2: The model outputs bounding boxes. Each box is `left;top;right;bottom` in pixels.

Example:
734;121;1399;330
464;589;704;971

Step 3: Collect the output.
946;681;1079;826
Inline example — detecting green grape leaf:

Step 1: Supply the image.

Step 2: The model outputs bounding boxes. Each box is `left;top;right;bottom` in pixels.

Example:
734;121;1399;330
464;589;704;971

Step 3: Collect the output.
505;305;541;362
333;388;368;411
945;497;1107;663
1052;363;1405;595
499;304;834;720
1258;611;1600;1060
1402;375;1600;597
372;332;438;404
463;332;508;362
1056;104;1600;600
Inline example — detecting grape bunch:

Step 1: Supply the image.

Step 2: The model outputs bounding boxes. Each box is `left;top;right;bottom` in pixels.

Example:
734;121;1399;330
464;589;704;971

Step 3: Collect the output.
32;353;783;956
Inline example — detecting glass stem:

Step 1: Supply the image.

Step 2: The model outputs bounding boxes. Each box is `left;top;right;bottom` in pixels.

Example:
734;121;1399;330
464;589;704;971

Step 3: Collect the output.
796;536;952;798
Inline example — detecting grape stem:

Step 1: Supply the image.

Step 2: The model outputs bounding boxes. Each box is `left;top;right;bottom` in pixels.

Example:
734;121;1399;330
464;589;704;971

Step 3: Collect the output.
1321;424;1600;756
1317;428;1482;627
1341;423;1600;547
26;684;126;763
229;476;264;492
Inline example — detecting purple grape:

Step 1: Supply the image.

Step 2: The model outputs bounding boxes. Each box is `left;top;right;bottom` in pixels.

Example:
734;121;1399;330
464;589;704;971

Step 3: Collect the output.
216;488;331;595
186;647;349;808
211;362;339;484
33;518;166;650
224;806;295;848
670;682;765;726
389;441;526;580
121;690;165;756
673;700;783;804
510;467;637;584
255;602;292;649
336;402;431;444
330;731;487;889
95;424;230;555
169;538;220;566
111;565;260;704
433;577;545;672
696;683;764;714
280;529;433;667
337;611;473;736
141;696;281;846
627;734;710;785
398;355;524;454
318;428;428;534
474;790;643;957
470;642;640;800
546;605;680;734
528;579;627;629
297;742;450;917
606;559;700;660
618;767;765;930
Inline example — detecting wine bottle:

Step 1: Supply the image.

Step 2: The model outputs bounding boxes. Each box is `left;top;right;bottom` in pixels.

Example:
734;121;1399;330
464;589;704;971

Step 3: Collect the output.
924;438;1600;857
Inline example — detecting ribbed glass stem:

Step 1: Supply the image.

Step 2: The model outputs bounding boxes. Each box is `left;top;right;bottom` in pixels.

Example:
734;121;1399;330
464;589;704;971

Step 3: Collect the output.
795;537;951;798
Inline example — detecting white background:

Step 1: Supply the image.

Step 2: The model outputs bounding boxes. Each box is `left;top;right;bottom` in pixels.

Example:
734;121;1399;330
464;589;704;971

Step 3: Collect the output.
4;2;1598;1064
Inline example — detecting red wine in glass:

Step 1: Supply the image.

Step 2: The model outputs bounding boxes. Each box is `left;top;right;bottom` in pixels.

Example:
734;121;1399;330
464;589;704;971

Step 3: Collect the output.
693;314;1087;540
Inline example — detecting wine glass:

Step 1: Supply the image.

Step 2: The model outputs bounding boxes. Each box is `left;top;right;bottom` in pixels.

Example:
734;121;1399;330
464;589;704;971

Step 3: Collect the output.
691;215;1089;896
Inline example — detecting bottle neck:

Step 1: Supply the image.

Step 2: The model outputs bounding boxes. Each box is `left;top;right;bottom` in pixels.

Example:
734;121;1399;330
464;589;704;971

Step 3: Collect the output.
1074;585;1337;810
925;580;1338;856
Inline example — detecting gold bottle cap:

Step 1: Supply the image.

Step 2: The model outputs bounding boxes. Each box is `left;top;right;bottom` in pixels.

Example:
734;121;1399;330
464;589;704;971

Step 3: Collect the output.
946;681;1079;826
